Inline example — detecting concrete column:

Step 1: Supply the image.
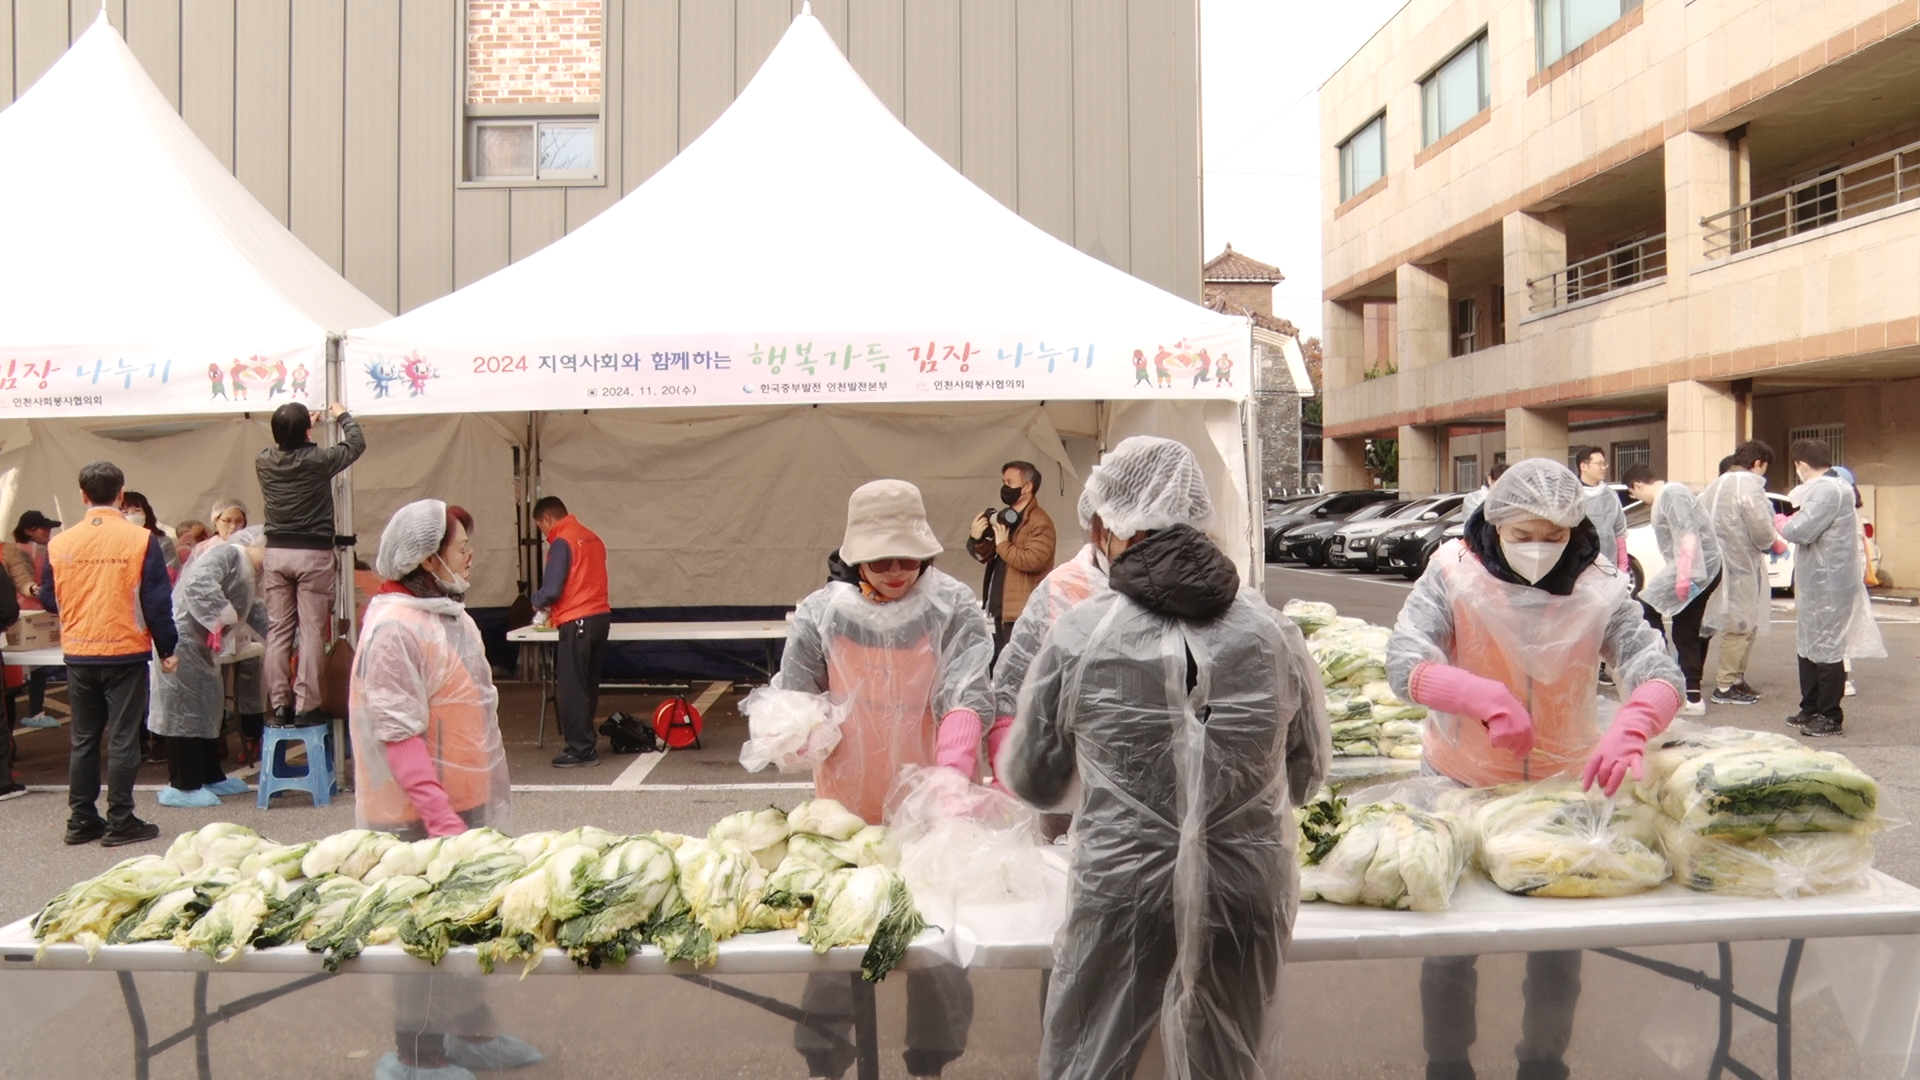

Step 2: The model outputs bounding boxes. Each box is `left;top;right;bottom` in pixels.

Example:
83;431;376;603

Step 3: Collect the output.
1502;209;1567;330
1667;380;1739;488
1666;129;1734;282
1397;424;1446;496
1395;262;1451;370
1322;300;1364;390
1324;435;1371;491
1504;406;1570;466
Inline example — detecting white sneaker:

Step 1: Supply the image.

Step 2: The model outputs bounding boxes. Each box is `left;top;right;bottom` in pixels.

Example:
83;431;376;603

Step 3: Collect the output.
1681;696;1708;716
1844;680;1858;697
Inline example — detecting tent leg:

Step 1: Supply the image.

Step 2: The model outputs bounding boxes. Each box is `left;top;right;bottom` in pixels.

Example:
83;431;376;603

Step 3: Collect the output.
326;336;354;790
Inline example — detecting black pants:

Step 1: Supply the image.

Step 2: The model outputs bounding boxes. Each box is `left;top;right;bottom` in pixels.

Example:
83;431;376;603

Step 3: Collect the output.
796;968;974;1078
166;735;229;791
556;614;610;756
1423;952;1582;1076
0;677;15;785
1798;656;1847;722
989;617;1013;669
68;662;150;829
1643;574;1721;694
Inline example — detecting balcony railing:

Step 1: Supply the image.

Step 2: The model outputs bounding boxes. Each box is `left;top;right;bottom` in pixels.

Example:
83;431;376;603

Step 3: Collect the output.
1703;137;1920;259
1527;234;1667;313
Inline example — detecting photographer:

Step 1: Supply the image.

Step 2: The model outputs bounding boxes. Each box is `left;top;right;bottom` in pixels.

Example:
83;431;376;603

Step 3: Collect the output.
967;461;1056;660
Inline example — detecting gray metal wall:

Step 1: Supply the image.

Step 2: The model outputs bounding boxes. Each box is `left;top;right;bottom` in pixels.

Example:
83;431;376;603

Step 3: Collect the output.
1;0;1201;315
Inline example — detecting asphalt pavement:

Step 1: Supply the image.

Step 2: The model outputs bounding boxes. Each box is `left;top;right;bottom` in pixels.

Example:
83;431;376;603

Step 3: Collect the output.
2;566;1919;1078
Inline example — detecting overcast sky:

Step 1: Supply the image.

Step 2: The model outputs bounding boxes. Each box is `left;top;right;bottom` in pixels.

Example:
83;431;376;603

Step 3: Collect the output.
1200;0;1407;341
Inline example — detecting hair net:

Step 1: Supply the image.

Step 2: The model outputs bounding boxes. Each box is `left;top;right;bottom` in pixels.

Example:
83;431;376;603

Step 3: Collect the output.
1076;485;1098;531
209;496;248;520
376;499;448;580
1084;436;1213;537
1482;458;1586;528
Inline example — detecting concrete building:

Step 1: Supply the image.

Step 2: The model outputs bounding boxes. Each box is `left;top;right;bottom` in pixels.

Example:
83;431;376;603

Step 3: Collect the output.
0;0;1205;314
1320;0;1920;583
1202;244;1315;494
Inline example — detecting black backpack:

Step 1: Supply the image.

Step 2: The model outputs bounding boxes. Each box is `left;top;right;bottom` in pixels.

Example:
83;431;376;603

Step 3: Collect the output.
600;712;660;755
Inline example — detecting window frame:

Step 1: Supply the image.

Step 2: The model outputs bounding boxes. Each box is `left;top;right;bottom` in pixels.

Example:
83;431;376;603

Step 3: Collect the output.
457;2;608;190
467;116;603;184
1454;455;1481;493
1338;112;1388;202
1420;33;1491;148
1536;0;1642;70
1452;296;1479;357
1610;439;1651;478
1788;424;1846;467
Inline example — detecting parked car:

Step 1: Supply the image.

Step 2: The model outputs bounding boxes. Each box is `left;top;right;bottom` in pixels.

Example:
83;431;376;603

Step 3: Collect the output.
1283;498;1413;567
1329;494;1465;571
1265;489;1399;562
1383;505;1469;580
1623;492;1800;598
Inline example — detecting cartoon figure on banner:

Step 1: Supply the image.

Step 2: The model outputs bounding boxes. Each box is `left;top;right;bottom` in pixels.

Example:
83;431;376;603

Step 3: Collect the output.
1154;347;1173;388
289;364;309;397
208;363;228;400
1132;349;1151;386
1136;341;1226;392
365;361;399;398
1190;349;1213;388
266;359;288;399
1214;353;1234;389
402;352;437;397
228;359;250;400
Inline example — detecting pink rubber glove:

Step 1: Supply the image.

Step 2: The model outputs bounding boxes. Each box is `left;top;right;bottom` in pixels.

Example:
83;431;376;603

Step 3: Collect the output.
1581;680;1683;796
1771;535;1789;556
1616;537;1629;575
1408;662;1535;758
934;709;984;779
382;736;467;837
1775;512;1790;533
985;715;1016;794
206;625;224;653
1674;544;1695;603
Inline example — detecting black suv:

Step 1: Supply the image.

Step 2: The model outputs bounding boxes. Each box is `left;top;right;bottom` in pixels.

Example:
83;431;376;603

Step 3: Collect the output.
1265;489;1399;563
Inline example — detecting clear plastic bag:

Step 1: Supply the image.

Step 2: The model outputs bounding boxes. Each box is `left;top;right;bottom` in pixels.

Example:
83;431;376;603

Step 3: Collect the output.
737;687;849;773
1444;780;1669;898
881;765;1048;907
1297;779;1468;911
1655;814;1874;897
1279;599;1339;636
1636;724;1885;839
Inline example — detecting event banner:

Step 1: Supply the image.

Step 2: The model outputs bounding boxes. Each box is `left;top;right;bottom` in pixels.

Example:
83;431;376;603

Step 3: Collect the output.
341;324;1252;415
0;343;328;420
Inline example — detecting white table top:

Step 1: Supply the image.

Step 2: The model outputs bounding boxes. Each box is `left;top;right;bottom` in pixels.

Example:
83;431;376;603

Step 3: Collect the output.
6;642;265;668
508;620;791;643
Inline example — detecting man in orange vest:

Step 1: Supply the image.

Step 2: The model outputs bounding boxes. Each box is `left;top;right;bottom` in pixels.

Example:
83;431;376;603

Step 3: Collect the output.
39;461;179;847
530;496;612;768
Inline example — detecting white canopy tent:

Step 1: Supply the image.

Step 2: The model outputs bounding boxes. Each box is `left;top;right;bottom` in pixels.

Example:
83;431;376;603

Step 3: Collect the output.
344;10;1258;609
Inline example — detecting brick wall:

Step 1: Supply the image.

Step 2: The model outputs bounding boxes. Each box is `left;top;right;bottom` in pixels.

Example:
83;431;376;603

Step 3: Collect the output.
467;0;603;106
1256;339;1304;493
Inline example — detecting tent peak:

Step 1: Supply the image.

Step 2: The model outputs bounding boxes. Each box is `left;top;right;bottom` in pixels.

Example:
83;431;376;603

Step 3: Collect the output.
802;1;812;13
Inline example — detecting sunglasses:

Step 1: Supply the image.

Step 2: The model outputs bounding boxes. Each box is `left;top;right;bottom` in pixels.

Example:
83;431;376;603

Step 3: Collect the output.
864;558;922;574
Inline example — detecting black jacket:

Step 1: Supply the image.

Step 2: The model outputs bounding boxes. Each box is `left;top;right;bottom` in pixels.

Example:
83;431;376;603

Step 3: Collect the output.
1108;525;1240;623
256;413;366;549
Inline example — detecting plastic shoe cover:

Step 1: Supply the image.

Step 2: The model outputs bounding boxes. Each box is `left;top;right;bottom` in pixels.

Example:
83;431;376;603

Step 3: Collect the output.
442;1034;545;1071
204;778;252;797
374;1054;476;1080
157;786;222;809
20;713;60;729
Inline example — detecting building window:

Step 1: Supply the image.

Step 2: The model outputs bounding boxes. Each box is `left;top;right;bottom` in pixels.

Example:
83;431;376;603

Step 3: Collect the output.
1537;0;1640;69
464;1;604;186
1611;439;1651;478
1489;290;1506;346
1788;424;1846;466
1452;297;1479;357
1422;34;1489;147
1455;455;1480;493
1339;114;1387;201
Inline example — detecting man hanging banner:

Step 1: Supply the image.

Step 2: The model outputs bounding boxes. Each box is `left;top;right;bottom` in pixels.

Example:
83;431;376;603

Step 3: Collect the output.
0;344;328;420
341;324;1249;414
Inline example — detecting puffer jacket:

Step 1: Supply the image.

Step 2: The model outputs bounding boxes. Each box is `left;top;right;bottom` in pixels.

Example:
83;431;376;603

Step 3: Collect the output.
256;413;367;549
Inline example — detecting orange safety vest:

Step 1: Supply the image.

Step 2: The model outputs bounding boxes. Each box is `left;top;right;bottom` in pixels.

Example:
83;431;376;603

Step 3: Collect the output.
353;598;501;826
544;515;612;626
819;634;940;825
45;507;153;660
1424;542;1619;787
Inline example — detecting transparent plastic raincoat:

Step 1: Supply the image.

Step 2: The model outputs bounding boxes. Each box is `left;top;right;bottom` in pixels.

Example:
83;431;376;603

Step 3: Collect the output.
1640;483;1723;618
773;566;993;825
1584;484;1629;569
1002;571;1328;1080
1780;474;1885;664
1388;541;1680;787
151;543;267;739
350;592;512;833
991;544;1108;720
1702;469;1777;637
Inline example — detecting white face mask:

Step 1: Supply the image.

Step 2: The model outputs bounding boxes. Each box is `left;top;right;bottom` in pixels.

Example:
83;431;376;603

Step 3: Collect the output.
1500;539;1568;584
125;511;146;528
427;554;471;597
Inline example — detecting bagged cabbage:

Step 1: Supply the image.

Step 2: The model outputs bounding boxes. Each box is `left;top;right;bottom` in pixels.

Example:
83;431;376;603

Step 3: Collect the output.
1297;793;1465;911
884;765;1047;906
1280;599;1339;636
738;687;849;773
708;807;793;871
1656;815;1873;898
255;875;366;948
33;856;184;957
177;870;291;962
1449;782;1668;898
400;849;529;963
1640;728;1881;838
801;865;926;982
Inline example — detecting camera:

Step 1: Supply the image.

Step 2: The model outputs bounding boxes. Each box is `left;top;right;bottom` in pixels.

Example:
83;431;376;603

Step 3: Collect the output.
982;507;1022;530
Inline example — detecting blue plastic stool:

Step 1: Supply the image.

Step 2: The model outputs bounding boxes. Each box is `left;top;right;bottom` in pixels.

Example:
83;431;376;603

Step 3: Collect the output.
256;724;336;808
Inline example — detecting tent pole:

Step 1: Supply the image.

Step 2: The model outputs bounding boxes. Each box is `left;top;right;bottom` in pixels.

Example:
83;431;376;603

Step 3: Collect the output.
1243;323;1264;590
326;334;354;785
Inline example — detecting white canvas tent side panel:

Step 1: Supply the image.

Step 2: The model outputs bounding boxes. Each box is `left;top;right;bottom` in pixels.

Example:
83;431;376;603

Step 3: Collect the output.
0;17;387;420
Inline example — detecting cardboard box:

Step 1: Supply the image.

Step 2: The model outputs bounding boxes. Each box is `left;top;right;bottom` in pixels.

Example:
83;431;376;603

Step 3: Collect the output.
5;611;60;651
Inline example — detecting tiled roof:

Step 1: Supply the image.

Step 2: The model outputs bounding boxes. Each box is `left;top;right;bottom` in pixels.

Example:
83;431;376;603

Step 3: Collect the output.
1202;243;1284;283
1203;287;1299;336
